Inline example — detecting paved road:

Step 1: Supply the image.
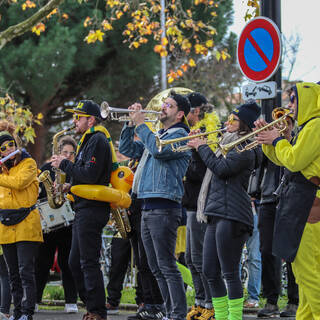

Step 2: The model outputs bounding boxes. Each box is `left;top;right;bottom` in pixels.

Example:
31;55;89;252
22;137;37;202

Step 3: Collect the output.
33;309;295;320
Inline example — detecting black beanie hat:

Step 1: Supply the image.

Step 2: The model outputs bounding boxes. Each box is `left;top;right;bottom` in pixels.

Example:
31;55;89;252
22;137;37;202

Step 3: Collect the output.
0;132;15;146
187;92;208;108
232;101;261;129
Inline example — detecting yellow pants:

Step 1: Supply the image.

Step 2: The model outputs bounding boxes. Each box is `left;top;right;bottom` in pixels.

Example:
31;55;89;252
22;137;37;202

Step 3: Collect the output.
292;222;320;320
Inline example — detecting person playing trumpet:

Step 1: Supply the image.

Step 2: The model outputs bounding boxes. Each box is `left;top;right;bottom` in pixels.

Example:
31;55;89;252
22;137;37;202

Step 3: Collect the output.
51;100;116;320
119;90;192;320
187;101;261;320
0;121;43;320
255;82;320;320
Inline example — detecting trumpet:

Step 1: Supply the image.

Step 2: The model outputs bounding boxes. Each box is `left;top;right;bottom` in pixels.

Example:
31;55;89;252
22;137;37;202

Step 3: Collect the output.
100;101;161;122
156;128;226;152
219;107;293;156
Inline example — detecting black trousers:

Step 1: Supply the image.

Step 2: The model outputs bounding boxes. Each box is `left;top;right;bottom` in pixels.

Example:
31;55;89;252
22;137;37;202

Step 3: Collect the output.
35;226;77;303
69;206;109;318
107;237;143;307
130;209;163;306
2;241;39;318
258;203;299;305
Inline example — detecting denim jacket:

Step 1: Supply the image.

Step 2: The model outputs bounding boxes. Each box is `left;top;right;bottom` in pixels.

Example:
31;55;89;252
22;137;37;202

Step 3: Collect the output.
119;122;191;202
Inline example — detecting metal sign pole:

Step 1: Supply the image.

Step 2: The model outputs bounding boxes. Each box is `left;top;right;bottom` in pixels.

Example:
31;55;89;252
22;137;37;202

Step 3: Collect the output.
160;0;167;90
261;0;282;122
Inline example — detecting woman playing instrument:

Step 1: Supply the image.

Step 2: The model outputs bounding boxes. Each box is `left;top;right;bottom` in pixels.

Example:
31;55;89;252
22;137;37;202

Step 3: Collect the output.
187;102;261;320
35;135;78;313
0;121;43;320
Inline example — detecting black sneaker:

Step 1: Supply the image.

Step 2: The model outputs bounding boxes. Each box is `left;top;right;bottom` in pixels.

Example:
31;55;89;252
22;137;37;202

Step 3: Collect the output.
257;303;280;318
280;304;298;317
128;304;146;320
140;306;164;320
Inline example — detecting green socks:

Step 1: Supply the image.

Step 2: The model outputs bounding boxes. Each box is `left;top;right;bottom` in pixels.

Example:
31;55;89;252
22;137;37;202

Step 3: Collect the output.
228;297;244;320
212;296;228;320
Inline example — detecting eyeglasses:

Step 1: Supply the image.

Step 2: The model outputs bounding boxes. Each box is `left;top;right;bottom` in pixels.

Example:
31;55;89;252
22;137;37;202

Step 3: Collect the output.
162;102;177;109
289;95;296;103
73;114;91;121
227;114;240;125
61;151;76;157
0;140;15;152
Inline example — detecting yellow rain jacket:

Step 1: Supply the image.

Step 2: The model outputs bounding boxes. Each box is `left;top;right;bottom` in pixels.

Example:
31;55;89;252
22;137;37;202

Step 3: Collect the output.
0;156;43;244
262;82;320;197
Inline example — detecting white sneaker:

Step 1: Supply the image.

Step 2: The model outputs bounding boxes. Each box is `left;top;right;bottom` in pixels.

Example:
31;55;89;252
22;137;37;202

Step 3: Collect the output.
34;304;39;312
65;304;78;313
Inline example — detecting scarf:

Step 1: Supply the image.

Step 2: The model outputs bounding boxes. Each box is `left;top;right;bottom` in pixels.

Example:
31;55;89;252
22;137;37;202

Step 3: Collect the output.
77;125;118;171
196;131;242;223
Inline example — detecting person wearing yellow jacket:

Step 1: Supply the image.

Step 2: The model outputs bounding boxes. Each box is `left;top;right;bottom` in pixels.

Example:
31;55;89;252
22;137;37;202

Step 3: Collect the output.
255;82;320;320
0;121;43;320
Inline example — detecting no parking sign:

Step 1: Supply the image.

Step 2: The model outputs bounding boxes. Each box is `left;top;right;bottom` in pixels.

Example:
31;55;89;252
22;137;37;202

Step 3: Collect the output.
237;17;282;83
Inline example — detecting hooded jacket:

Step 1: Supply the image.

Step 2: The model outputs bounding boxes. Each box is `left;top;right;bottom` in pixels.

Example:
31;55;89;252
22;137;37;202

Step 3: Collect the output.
262;82;320;192
0;150;43;244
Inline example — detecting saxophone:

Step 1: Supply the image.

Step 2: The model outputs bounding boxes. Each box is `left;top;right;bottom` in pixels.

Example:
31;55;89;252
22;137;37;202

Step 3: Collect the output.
38;125;75;209
111;208;132;239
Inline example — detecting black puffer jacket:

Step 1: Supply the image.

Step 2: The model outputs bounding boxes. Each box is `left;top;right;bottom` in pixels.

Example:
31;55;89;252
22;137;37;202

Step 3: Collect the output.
60;131;112;209
182;150;207;211
197;144;261;227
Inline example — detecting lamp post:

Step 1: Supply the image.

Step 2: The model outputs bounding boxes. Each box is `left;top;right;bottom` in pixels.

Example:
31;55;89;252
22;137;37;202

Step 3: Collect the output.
160;0;167;90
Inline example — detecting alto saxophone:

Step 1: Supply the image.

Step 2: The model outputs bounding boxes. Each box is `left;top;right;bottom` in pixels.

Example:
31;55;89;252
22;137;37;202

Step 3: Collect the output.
39;125;75;209
111;208;132;239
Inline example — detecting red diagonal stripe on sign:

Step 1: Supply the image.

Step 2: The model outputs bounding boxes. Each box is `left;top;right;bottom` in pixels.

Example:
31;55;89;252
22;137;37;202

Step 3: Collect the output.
247;32;271;66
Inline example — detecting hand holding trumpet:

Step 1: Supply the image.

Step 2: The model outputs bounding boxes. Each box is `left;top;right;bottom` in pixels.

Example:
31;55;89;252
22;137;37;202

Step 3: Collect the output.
254;119;281;145
128;103;145;126
187;129;207;151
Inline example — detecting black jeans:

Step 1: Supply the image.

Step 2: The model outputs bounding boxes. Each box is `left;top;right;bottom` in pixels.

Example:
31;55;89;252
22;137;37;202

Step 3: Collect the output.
258;203;298;305
2;241;39;318
0;254;11;314
130;210;163;306
107;237;144;307
203;218;249;299
35;226;77;303
69;206;109;318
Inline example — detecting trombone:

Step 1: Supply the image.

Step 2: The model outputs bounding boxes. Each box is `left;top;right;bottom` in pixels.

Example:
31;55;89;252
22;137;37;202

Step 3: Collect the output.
100;101;161;122
219;107;293;156
156;128;226;152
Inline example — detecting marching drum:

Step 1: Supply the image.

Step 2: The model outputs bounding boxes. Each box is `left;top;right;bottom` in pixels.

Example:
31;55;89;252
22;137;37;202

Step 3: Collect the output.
37;200;75;233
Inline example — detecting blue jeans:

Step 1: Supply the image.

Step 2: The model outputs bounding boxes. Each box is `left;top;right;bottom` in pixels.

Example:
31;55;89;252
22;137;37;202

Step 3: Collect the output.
246;213;262;301
141;208;187;320
185;211;211;308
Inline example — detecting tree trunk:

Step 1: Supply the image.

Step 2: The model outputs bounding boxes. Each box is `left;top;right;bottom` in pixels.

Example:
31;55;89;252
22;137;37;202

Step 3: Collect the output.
28;123;50;166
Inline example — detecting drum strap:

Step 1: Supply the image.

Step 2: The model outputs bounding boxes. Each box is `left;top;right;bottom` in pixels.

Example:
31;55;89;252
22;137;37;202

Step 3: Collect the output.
0;205;36;226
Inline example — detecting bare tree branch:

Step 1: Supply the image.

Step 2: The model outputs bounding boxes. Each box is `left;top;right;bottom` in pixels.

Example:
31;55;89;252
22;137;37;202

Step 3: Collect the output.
0;0;65;49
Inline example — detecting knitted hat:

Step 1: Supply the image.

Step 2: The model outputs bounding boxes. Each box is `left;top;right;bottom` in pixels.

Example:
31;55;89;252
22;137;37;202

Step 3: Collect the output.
187;92;208;108
232;101;261;129
66;100;102;119
0;131;15;146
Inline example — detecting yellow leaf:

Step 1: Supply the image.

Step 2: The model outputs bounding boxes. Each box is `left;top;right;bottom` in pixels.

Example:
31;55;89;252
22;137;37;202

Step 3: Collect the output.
62;13;69;20
95;30;105;42
31;23;45;36
188;58;196;67
161;37;168;46
206;39;214;48
132;41;140;48
37;113;43;120
215;50;221;61
197;21;205;28
168;76;174;84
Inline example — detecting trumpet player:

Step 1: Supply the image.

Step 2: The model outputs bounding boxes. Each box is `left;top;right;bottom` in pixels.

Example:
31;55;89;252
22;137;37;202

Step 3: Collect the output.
187;101;261;320
255;82;320;320
119;91;191;320
52;100;116;320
